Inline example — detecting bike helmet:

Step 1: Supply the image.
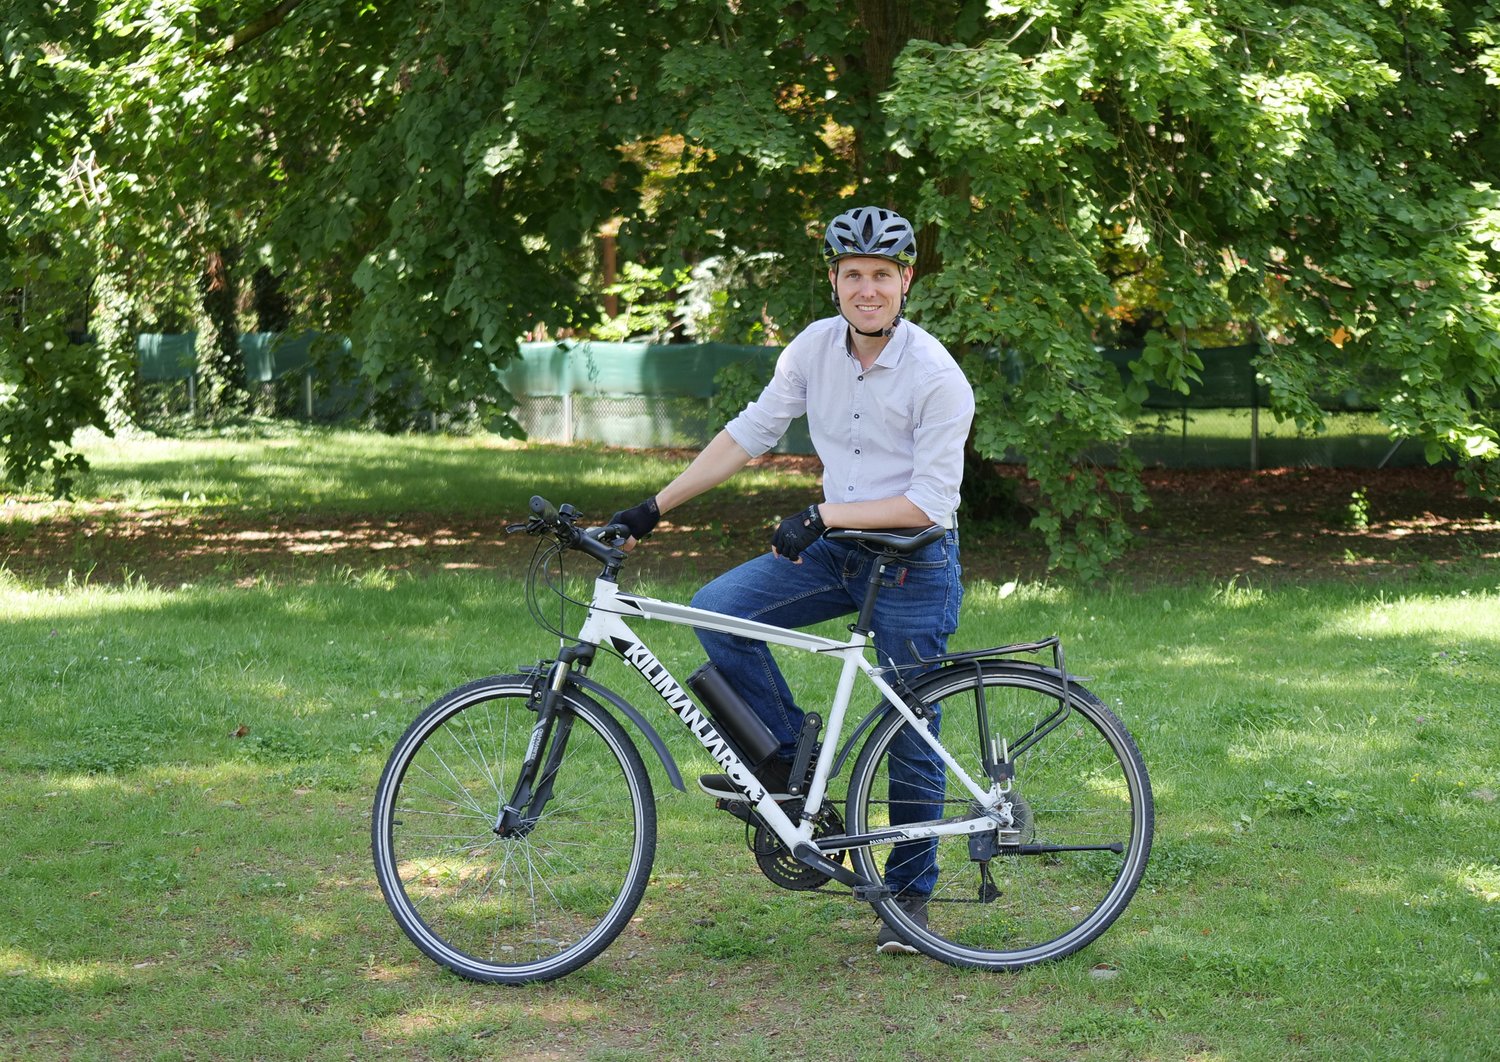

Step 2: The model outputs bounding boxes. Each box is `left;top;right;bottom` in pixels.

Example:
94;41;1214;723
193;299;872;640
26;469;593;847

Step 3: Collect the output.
822;206;917;268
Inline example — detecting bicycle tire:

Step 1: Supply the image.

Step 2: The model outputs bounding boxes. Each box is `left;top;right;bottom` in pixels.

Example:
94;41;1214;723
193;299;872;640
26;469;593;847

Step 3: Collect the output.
372;674;656;984
845;661;1152;969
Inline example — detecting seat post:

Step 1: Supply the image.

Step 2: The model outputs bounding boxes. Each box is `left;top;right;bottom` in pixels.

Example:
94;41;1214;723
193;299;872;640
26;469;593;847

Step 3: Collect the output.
828;525;943;636
851;551;894;635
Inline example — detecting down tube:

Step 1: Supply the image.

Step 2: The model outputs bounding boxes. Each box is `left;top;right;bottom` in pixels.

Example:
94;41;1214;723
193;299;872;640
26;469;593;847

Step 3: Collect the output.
597;617;776;806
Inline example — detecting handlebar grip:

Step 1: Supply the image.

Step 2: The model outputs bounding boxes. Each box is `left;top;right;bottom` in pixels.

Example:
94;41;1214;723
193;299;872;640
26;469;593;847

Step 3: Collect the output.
524;495;625;565
530;496;559;524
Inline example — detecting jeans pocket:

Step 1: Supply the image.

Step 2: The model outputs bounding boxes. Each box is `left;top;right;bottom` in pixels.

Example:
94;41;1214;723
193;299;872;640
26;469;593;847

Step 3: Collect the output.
878;556;950;596
896;537;950;570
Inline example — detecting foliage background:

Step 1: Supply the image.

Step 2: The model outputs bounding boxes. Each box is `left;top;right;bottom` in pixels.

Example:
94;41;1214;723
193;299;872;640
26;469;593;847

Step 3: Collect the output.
3;0;1498;572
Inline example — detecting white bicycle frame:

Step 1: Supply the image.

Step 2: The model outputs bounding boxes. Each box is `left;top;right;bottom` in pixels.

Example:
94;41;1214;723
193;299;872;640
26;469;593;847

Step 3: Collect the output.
569;575;1011;861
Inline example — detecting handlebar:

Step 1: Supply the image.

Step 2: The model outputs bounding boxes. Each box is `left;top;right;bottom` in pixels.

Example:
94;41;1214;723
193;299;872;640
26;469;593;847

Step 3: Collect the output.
507;495;630;568
529;495;560;524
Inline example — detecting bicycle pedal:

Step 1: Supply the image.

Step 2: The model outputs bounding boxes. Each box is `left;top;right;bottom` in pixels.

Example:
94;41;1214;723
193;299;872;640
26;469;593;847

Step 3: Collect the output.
715;798;756;825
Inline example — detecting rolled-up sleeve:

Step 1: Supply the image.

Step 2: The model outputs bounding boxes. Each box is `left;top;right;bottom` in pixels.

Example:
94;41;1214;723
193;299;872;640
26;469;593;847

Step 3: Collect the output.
724;342;808;457
903;366;975;524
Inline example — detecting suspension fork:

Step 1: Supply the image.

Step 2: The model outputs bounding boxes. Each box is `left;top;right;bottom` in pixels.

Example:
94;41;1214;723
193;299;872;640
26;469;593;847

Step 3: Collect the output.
494;658;575;836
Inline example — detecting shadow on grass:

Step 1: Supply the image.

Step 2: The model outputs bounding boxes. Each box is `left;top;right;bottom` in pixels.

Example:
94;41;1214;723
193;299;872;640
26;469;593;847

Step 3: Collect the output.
1;573;1497;1056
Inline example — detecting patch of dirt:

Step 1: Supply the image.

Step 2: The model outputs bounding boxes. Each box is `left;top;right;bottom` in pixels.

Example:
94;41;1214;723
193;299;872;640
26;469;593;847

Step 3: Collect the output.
1;461;1495;588
1120;465;1499;586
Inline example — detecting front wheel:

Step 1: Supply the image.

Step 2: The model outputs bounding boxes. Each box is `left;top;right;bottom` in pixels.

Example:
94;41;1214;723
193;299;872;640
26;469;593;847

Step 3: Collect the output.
372;675;656;983
846;662;1152;969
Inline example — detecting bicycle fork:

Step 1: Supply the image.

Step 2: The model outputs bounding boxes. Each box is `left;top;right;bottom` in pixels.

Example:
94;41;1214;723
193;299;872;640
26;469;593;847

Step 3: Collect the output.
494;660;574;837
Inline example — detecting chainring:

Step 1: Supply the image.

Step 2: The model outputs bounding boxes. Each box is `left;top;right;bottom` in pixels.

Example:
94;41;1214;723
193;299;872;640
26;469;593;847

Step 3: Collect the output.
751;801;847;891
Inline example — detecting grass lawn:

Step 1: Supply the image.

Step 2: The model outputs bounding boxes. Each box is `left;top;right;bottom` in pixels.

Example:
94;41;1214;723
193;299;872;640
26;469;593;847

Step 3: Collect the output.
1122;409;1426;469
1;428;1497;1059
60;426;802;516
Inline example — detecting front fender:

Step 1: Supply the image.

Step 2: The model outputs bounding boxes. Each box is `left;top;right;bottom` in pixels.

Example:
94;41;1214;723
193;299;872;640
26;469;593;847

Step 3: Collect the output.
567;672;686;793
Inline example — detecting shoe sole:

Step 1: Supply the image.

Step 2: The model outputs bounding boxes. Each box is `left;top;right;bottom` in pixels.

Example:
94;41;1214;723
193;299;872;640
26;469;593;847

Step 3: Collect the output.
697;779;792;801
876;939;920;956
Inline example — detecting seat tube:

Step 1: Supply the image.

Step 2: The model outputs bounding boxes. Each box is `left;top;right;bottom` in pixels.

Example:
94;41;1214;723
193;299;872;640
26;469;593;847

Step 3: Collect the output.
801;639;867;815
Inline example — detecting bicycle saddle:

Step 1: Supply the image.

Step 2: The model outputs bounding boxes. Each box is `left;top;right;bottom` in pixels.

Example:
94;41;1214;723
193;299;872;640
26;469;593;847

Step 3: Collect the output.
825;524;946;555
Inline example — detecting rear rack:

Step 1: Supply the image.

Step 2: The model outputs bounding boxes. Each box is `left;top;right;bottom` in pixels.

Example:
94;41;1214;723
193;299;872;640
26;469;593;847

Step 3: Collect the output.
906;636;1064;668
905;636;1076;768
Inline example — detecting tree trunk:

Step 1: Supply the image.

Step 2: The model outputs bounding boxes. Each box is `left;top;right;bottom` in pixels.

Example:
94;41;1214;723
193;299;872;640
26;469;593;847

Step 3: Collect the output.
199;247;248;412
252;266;292;333
851;4;1025;525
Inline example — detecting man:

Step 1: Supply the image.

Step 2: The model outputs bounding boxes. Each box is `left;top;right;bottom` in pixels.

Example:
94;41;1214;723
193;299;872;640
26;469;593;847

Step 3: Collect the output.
610;205;974;953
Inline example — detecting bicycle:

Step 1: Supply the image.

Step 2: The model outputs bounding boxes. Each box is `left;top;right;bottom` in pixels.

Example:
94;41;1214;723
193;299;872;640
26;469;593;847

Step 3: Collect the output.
371;496;1153;983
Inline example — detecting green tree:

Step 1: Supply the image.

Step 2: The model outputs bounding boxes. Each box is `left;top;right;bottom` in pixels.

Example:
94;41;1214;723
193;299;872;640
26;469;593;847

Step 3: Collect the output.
1;0;116;494
4;1;1497;575
887;0;1500;572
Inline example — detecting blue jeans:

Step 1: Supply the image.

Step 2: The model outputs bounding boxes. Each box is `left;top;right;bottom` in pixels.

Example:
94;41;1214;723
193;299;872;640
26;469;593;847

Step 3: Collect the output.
691;530;963;896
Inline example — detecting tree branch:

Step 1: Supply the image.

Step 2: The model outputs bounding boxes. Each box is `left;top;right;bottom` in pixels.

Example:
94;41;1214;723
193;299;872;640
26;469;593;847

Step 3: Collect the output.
221;0;306;56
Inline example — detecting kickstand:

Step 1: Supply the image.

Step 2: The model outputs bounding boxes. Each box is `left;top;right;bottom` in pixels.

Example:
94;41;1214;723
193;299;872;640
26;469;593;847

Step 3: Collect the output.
977;861;1001;903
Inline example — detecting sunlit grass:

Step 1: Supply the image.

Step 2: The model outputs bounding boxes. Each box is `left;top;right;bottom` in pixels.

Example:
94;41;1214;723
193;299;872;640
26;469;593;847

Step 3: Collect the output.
1;427;1494;1056
1125;408;1420;468
62;427;817;516
1;568;1497;1058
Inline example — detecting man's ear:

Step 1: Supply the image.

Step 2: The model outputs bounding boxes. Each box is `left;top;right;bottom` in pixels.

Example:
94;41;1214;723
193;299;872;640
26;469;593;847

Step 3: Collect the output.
901;266;914;293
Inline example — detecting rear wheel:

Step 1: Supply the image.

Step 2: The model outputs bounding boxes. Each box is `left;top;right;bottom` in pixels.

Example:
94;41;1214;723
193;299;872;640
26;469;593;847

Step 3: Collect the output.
846;663;1152;969
372;675;656;983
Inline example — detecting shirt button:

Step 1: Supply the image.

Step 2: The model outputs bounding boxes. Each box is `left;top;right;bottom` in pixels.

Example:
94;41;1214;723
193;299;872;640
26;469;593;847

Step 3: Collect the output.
854;449;861;454
847;486;854;491
853;413;860;419
857;375;864;381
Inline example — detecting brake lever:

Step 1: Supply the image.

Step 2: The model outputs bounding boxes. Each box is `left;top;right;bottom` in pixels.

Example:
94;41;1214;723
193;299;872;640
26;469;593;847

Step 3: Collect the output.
506;517;552;536
586;522;633;547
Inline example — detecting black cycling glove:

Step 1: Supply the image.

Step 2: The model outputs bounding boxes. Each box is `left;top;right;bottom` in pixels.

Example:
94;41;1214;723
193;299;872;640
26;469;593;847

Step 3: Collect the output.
610;496;660;541
771;504;827;562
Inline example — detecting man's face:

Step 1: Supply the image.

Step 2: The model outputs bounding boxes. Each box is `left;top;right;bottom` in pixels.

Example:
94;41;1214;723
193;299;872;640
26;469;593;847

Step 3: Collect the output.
830;256;913;334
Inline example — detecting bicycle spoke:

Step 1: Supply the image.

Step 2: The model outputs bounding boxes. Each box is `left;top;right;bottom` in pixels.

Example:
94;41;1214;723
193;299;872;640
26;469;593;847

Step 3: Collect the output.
372;678;656;983
847;664;1152;969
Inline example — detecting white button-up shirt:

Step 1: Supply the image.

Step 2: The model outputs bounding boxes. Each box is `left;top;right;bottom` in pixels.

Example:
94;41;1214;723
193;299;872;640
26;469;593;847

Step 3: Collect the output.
725;317;975;526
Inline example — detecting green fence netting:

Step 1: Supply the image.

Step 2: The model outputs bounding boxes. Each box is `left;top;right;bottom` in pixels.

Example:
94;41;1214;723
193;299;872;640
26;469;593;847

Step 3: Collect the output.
131;335;1425;467
239;332;324;384
1096;344;1381;413
497;341;814;453
506;340;772;397
1099;345;1268;410
136;333;198;381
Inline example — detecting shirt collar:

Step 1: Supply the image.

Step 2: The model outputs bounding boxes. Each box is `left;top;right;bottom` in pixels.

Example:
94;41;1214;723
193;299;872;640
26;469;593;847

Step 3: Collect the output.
841;318;910;370
871;320;909;370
